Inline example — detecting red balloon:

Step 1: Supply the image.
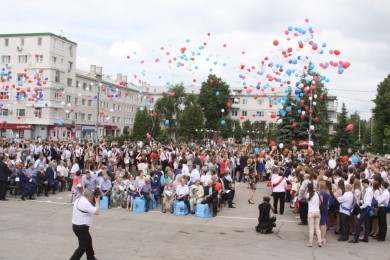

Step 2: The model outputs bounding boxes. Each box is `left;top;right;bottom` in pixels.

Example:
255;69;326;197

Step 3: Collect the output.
291;140;296;145
215;182;222;192
307;149;313;155
270;141;276;146
314;117;319;122
273;40;279;46
334;50;340;55
284;148;289;154
292;123;297;129
342;155;349;163
346;124;354;131
226;102;231;108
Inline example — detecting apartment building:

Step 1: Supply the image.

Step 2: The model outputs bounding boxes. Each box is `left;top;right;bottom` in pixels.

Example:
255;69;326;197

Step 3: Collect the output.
0;33;143;141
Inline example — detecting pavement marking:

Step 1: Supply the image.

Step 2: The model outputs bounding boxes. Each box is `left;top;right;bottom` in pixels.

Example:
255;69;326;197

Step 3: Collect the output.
57;197;63;200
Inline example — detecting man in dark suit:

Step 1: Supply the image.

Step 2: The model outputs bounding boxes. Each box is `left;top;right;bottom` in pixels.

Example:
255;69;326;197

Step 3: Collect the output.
46;161;58;195
202;180;218;217
220;172;235;208
238;152;248;182
0;155;12;201
36;165;49;197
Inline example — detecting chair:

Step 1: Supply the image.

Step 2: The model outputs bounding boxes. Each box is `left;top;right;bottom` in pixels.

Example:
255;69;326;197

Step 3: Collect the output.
173;200;188;216
195;204;211;218
133;197;146;212
99;195;109;209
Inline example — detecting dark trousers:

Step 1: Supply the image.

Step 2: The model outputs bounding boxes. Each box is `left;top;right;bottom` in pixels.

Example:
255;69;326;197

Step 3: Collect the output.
377;207;388;240
70;224;95;260
38;184;49;196
177;196;190;212
299;201;308;224
21;188;34;199
272;192;285;214
340;213;351;240
0;180;7;199
203;196;218;216
141;191;151;211
222;190;235;207
354;208;370;241
49;181;59;193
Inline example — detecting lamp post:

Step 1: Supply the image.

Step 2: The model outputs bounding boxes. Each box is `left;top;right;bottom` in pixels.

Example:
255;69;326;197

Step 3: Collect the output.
95;66;102;142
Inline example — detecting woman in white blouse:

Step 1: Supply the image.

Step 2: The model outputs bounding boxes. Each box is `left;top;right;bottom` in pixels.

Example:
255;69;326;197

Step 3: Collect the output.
306;182;322;247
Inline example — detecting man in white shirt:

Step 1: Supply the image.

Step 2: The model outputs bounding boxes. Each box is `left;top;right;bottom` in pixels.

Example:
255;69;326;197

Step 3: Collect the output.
190;168;200;183
350;179;373;243
181;159;189;176
70;189;100;260
376;182;389;242
336;184;354;241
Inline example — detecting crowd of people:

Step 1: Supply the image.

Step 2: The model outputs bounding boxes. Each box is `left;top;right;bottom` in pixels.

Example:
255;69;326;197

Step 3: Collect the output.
0;138;389;245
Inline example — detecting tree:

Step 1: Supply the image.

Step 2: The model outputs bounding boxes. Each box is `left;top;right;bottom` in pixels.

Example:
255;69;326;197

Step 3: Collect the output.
252;121;267;142
198;74;231;129
331;102;353;149
131;108;152;141
154;84;187;139
177;103;204;142
242;120;252;137
372;74;390;152
349;111;369;149
220;118;233;139
234;122;243;143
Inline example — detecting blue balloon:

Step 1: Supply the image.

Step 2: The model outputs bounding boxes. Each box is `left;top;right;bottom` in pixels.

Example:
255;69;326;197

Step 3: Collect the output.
216;91;220;96
352;156;359;164
221;120;225;125
254;148;259;154
165;119;170;125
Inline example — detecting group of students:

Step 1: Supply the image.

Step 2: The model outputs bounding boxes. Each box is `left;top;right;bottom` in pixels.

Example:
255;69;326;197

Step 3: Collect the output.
267;153;390;246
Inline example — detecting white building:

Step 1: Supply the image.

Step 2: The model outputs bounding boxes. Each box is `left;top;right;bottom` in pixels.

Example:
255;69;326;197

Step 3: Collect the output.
0;33;143;141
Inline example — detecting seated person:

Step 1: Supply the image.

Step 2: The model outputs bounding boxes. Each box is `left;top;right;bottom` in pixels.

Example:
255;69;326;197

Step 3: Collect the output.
256;196;277;234
138;177;152;212
202;180;218;217
220;171;235;208
189;179;204;214
126;175;138;211
162;181;175;213
111;176;126;208
150;171;160;203
10;166;21;196
99;174;112;208
20;166;37;201
36;165;49;197
175;178;190;211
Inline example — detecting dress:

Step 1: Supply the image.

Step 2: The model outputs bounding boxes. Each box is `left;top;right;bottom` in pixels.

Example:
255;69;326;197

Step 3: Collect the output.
256;201;275;233
319;191;330;225
248;172;257;190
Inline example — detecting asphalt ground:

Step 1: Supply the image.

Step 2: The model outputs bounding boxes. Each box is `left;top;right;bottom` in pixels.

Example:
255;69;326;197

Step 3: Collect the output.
0;182;389;260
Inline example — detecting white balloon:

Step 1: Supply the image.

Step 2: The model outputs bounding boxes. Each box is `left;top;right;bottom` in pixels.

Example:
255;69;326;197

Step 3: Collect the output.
221;109;225;113
110;109;114;112
310;125;315;130
277;119;283;124
302;111;306;115
279;143;284;149
313;102;317;106
309;141;314;146
328;159;336;169
61;101;65;105
314;94;318;98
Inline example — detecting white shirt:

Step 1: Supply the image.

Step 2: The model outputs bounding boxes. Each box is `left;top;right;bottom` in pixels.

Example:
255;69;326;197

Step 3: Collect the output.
307;192;320;212
361;186;374;209
70;163;80;174
137;163;148;176
182;164;189;175
375;189;390;207
72;196;97;226
338;191;354;216
176;184;189;196
190;169;200;183
272;176;287;192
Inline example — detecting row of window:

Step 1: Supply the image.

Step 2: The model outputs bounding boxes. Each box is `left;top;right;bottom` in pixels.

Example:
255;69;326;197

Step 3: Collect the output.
1;55;43;64
3;37;42;47
231;111;265;117
0;129;24;138
3;37;73;57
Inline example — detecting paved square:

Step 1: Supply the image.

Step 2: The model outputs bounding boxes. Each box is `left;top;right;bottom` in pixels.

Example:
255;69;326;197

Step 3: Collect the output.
0;183;388;260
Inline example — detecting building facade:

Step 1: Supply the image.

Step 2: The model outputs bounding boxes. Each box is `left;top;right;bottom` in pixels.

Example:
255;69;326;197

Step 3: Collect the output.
0;33;143;141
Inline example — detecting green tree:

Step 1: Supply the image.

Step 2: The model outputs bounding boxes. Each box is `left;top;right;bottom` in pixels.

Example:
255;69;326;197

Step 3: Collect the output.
234;122;243;143
252;120;267;142
220;118;233;139
242;120;252;137
198;74;231;129
372;74;390;152
177;103;204;141
349;111;369;149
332;102;353;149
131;108;152;141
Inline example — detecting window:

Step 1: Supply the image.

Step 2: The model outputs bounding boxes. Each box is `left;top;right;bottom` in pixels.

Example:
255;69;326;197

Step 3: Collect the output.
62;42;65;51
0;130;6;137
82;99;86;106
54;108;59;119
76;81;79;88
16;130;24;138
34;108;42;117
117;105;121;111
4;38;9;46
80;113;85;120
112;117;116;124
130;118;133;124
66;112;70;119
37;37;42;45
256;111;264;117
0;92;9;100
54;92;59;100
0;109;9;116
55;70;60;83
18;55;27;64
74;97;78;105
257;100;263;105
88;100;92;107
52;56;57;66
17;73;26;81
20;38;24;46
87;114;92;121
74;113;78;120
231;110;238;116
131;106;134;112
113;104;116;110
54;39;58;49
69;46;73;57
242;111;247;116
117;117;121;124
35;55;43;63
242;99;247;105
66;95;71;104
1;56;11;64
68;61;73;71
83;83;87;90
16;109;25;117
67;78;72;87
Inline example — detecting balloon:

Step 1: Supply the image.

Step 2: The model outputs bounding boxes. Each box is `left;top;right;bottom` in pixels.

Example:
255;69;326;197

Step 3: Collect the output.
307;148;313;155
310;125;315;130
254;148;259;154
165;119;170;125
328;159;336;169
146;133;151;139
221;120;225;125
352;156;359;164
279;143;284;149
226;102;231;108
342;155;349;163
215;182;222;192
284;148;289;154
346;124;354;131
270;141;276;146
221;109;225;113
273;40;279;46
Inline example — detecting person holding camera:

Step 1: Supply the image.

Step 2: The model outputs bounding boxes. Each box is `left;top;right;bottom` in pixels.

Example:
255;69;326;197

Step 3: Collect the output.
70;189;100;260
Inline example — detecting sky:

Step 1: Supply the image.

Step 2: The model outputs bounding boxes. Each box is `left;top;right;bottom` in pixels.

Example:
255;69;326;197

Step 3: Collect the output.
2;0;389;120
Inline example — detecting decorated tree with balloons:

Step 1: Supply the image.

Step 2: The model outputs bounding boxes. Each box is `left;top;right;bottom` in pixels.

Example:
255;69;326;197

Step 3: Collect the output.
177;102;204;141
131;107;156;142
198;74;231;129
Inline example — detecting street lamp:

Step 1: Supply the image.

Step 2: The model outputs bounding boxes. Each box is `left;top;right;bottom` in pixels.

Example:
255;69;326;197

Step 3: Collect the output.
94;66;102;142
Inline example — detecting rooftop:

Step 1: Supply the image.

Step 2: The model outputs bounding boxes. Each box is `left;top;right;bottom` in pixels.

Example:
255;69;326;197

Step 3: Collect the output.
0;32;77;45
